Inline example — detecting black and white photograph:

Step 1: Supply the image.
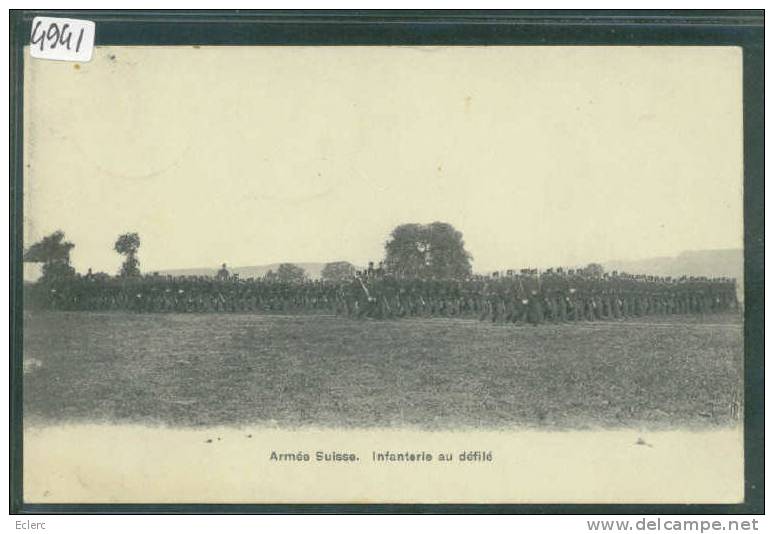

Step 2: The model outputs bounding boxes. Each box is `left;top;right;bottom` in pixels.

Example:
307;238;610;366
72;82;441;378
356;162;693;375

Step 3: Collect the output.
11;12;763;510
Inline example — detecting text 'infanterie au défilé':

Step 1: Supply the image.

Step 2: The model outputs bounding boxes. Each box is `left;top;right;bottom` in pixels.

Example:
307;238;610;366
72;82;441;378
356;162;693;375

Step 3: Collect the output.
269;450;493;463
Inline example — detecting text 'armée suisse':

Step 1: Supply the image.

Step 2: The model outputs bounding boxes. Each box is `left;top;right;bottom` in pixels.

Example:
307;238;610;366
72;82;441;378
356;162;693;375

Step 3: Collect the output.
269;450;493;463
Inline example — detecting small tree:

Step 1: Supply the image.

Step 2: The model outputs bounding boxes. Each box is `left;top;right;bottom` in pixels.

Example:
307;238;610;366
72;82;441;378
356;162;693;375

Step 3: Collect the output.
264;269;278;282
114;232;141;277
276;263;307;283
321;261;356;282
24;230;76;281
584;262;605;278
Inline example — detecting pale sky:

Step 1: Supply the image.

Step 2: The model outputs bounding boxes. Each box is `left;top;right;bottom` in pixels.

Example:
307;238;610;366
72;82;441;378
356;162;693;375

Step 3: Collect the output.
23;46;743;275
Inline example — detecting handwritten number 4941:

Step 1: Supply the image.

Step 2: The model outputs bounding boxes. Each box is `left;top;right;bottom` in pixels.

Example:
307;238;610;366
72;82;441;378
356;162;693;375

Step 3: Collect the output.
31;20;87;53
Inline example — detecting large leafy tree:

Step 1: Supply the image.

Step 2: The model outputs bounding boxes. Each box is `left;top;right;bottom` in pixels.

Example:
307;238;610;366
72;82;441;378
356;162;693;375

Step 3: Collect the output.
114;232;141;277
384;222;472;279
276;263;307;283
23;230;76;281
321;261;356;282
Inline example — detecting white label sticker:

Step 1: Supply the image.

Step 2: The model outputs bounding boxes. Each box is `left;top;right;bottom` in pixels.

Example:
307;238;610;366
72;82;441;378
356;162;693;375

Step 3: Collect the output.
29;17;95;62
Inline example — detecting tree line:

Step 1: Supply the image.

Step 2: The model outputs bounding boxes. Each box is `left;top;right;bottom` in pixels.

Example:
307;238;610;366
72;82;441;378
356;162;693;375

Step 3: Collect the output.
23;221;479;283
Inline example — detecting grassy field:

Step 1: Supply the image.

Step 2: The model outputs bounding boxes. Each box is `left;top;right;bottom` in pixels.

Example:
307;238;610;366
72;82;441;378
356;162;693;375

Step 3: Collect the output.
22;311;743;430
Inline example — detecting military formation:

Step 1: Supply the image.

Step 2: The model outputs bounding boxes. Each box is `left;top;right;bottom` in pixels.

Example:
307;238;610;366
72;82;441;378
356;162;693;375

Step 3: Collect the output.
26;262;739;325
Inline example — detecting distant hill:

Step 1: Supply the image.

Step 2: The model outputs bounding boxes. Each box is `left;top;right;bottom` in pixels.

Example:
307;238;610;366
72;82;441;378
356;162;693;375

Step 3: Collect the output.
604;249;743;281
486;249;743;300
604;248;744;300
159;250;744;285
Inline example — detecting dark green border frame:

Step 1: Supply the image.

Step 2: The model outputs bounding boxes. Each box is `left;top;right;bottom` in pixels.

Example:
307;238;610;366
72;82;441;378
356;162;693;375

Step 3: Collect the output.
9;9;764;515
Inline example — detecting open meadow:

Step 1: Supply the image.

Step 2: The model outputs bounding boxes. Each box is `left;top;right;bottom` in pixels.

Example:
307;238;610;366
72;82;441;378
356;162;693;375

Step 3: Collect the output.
22;311;743;430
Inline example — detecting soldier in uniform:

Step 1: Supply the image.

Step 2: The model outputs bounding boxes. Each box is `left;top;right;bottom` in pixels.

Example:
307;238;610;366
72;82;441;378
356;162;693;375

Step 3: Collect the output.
523;269;543;326
216;263;230;281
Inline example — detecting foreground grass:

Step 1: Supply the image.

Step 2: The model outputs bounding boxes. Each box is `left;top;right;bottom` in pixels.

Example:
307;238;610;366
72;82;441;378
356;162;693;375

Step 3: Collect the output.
22;311;743;429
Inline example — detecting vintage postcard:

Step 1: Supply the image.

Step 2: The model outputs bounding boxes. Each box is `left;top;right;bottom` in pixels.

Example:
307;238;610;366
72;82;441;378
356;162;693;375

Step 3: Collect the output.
20;44;745;504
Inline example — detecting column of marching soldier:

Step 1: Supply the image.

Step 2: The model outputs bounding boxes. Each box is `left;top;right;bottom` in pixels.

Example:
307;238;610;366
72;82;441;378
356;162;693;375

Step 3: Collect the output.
27;263;739;325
